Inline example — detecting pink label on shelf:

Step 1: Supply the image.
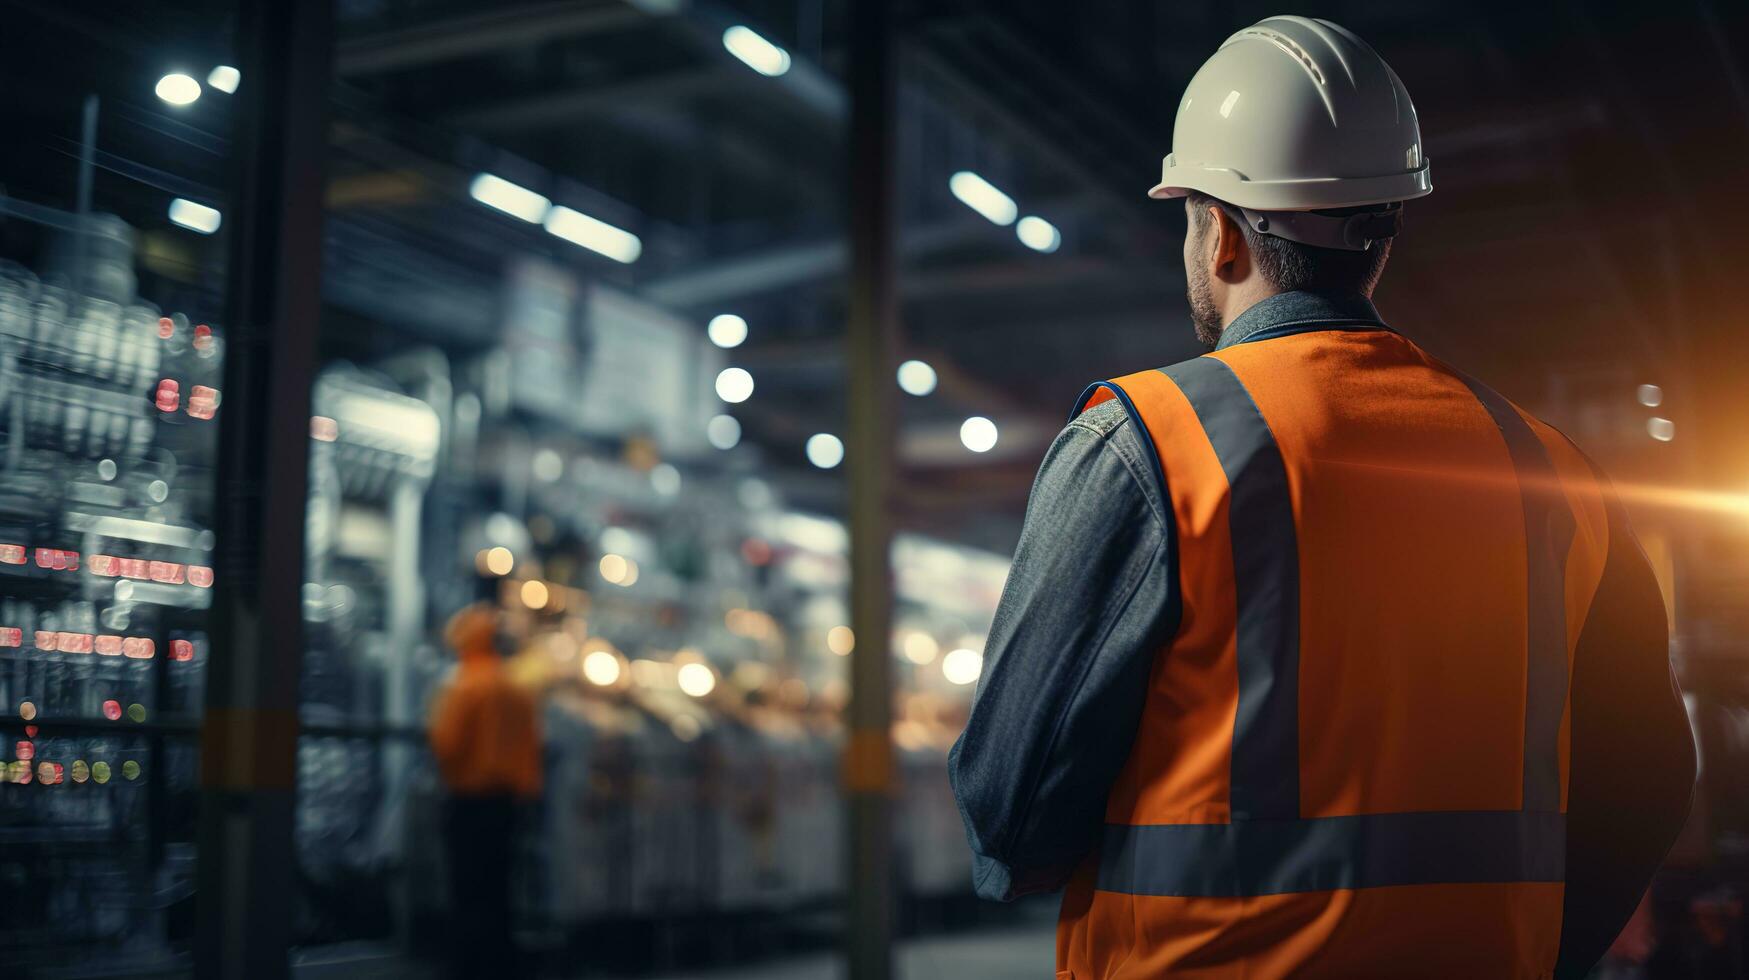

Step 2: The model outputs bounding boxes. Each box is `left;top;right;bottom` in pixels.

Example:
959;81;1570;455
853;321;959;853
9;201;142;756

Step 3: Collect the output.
33;631;57;651
170;639;194;662
35;548;79;571
122;637;155;660
15;741;32;761
148;561;185;584
0;544;24;565
95;635;122;656
57;633;93;654
188;565;214;588
118;558;150;579
0;628;20;647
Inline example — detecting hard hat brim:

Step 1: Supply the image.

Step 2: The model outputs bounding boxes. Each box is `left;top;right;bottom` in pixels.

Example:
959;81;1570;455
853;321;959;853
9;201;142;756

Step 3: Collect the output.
1148;158;1433;211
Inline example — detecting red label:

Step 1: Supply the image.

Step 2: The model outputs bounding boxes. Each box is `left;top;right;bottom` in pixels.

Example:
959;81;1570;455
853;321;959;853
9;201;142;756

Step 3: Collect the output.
122;637;155;660
35;548;79;571
148;560;186;584
157;316;175;340
0;628;19;647
90;554;118;576
33;631;57;651
95;635;122;656
188;565;214;588
0;544;24;565
15;741;32;760
170;639;195;662
102;699;122;721
119;558;149;579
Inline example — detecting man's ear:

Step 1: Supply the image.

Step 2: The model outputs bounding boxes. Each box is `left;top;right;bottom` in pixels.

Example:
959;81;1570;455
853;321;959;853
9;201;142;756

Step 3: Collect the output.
1210;206;1247;282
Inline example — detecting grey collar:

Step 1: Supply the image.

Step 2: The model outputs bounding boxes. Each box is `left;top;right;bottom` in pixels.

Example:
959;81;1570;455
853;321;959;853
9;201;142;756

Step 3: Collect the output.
1214;290;1387;351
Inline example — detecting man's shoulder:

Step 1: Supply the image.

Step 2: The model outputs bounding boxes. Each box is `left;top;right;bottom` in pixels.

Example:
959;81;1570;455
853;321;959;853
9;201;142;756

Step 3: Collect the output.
1066;396;1132;440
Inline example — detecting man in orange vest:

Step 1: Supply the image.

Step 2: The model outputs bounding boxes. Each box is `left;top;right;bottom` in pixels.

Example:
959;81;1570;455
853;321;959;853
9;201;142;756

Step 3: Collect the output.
429;604;542;978
949;15;1697;979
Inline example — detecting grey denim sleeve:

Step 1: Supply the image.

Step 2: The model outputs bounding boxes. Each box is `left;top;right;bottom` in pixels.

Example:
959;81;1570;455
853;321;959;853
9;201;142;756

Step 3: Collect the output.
947;398;1179;901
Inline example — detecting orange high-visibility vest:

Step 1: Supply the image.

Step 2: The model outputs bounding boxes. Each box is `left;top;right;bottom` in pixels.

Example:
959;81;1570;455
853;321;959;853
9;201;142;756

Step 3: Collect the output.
1060;327;1611;979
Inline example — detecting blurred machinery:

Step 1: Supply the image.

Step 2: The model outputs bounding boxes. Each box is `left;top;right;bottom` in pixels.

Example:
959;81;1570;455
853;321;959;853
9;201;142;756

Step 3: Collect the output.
0;219;216;972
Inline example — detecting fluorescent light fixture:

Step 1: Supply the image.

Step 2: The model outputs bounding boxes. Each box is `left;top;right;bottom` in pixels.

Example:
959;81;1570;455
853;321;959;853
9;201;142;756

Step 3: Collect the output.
806;433;844;469
545;205;642;263
960;416;998;453
167;198;222;234
949;171;1018;226
707;414;742;449
1017;215;1062;253
1637;384;1663;408
1648;417;1675;442
715;367;755;404
207;65;240;94
469;173;549;223
155;73;201;106
897;359;937;396
708;314;748;348
722;25;792;76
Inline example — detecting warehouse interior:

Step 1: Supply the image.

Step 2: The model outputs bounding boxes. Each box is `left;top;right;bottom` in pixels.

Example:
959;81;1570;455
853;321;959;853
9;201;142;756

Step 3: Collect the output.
2;0;1748;977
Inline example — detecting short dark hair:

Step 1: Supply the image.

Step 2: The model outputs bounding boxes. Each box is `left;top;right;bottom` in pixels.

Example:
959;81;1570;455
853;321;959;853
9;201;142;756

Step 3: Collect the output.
1186;190;1394;296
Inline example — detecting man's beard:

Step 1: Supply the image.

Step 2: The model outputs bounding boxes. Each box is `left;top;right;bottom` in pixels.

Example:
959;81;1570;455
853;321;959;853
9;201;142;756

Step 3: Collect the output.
1186;259;1222;349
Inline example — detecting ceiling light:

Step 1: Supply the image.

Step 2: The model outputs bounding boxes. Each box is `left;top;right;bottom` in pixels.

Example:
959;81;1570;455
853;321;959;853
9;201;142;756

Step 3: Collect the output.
1017;215;1061;253
708;314;748;348
168;199;221;234
155;73;201;106
722;25;792;76
949;171;1018;226
207;66;240;94
806;433;844;469
960;416;998;453
545;205;642;263
707;414;742;450
715;367;755;403
897;359;937;396
942;647;983;685
468;173;549;223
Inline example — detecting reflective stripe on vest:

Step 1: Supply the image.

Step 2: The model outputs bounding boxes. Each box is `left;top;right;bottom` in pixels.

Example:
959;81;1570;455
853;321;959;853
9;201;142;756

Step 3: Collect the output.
1072;337;1590;901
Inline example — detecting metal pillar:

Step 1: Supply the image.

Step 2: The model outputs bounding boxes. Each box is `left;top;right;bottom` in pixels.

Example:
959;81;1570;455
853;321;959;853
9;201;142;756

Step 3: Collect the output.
194;0;332;976
845;1;897;978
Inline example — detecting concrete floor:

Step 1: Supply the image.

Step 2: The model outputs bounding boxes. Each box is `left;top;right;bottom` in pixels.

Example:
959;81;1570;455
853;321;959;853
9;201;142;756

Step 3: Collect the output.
655;925;1056;980
291;922;1058;980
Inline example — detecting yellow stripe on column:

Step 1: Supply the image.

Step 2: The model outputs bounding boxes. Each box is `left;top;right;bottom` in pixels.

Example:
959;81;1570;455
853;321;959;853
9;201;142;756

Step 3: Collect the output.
842;727;895;794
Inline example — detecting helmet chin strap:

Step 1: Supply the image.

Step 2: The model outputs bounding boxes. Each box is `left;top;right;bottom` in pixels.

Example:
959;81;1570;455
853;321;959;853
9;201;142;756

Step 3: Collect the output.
1238;203;1403;251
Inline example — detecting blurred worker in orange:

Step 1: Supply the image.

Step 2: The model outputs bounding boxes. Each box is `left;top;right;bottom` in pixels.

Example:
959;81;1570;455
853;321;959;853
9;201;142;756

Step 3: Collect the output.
951;14;1696;980
429;603;542;979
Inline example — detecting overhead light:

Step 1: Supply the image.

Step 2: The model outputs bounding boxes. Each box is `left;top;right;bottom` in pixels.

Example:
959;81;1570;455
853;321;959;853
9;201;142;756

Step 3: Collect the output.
715;367;755;403
155;73;201;106
806;433;844;469
1637;384;1663;408
167;198;222;234
545;205;642;263
678;662;718;698
468;173;549;223
902;632;939;665
582;649;622;686
1017;215;1061;253
1648;417;1675;442
949;171;1018;226
897;359;937;396
708;314;748;348
960;416;999;453
827;626;854;656
942;647;983;685
650;463;682;496
722;25;792;77
520;579;550;610
207;65;240;94
707;414;742;450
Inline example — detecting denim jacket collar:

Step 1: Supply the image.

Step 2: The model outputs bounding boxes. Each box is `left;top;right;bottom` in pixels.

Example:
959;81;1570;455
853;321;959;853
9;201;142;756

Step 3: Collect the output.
1214;290;1387;351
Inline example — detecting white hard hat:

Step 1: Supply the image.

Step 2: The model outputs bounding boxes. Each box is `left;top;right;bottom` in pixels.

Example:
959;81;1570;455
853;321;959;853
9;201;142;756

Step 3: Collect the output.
1152;16;1431;246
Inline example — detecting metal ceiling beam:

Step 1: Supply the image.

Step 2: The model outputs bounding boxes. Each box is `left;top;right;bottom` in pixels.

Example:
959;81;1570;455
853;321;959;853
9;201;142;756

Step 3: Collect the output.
337;0;644;75
446;67;726;130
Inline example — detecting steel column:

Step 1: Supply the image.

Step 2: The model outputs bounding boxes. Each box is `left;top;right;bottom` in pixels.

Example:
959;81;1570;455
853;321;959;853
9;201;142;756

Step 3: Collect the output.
193;0;332;976
845;0;898;977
